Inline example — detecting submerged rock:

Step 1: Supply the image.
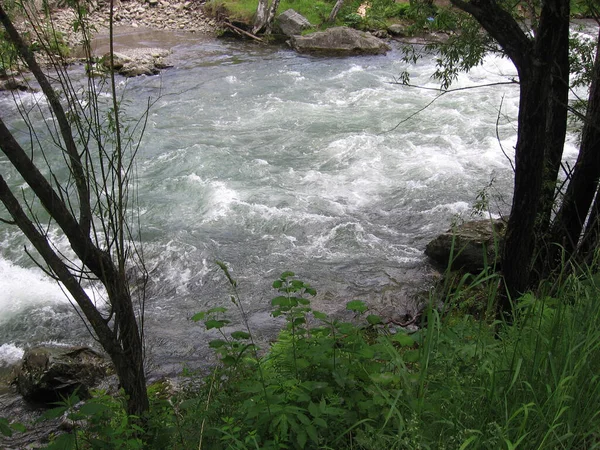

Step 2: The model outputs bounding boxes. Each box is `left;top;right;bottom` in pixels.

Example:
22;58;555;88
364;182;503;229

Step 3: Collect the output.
288;26;391;56
425;219;506;273
14;346;111;405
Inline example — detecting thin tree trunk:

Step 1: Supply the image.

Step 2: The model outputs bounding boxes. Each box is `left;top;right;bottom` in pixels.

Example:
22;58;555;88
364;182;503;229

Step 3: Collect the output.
264;0;282;35
328;0;345;23
253;0;269;34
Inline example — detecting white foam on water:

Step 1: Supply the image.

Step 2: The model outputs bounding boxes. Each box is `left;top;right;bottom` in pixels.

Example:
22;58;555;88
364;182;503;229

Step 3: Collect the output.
0;259;71;324
0;343;24;367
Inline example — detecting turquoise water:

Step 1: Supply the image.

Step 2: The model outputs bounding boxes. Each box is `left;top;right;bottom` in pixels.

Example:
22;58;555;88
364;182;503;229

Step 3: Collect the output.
0;36;533;375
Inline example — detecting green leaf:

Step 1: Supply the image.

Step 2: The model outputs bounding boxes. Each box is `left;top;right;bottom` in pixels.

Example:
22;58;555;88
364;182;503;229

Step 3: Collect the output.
39;406;68;421
404;349;420;363
190;312;205;322
305;287;317;296
313;311;328;321
208;306;228;314
308;402;319;418
291;280;305;289
273;279;283;289
0;418;12;437
11;422;25;433
46;433;77;450
221;355;236;366
280;271;295;279
79;402;110;416
366;314;382;325
205;319;229;330
391;333;415;347
231;331;251;340
306;424;319;443
272;296;291;307
346;300;368;314
296;429;307;448
209;339;228;349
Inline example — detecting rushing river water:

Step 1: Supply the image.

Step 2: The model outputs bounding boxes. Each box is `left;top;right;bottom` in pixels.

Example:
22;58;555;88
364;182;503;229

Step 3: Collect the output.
0;32;580;377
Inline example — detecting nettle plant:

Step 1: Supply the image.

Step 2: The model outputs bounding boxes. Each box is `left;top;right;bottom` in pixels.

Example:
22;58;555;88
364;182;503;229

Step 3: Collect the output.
191;267;421;449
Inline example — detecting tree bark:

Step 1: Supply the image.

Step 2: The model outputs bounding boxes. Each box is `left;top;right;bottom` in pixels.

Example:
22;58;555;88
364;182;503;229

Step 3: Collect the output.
0;3;149;416
551;30;600;258
450;0;571;312
328;0;345;23
253;0;269;34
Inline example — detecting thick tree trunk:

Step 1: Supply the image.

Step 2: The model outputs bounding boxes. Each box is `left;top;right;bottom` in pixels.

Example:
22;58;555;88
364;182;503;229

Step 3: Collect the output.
551;31;600;259
451;0;570;312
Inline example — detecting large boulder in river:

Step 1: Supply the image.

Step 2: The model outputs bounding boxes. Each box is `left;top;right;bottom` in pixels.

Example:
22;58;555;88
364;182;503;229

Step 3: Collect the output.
14;346;111;405
289;27;391;56
425;219;506;273
101;48;172;77
276;9;312;37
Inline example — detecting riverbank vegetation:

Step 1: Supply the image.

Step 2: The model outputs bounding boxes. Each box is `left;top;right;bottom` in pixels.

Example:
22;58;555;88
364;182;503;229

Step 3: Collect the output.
11;260;599;449
2;0;600;448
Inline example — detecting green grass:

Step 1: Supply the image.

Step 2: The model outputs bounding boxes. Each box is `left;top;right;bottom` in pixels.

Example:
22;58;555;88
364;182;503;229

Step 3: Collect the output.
25;262;600;449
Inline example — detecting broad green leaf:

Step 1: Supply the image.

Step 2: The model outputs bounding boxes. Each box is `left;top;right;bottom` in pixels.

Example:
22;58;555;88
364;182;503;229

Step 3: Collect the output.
305;287;317;296
221;355;236;366
366;314;382;325
190;312;205;322
231;331;251;340
313;311;328;320
205;319;229;330
79;402;110;416
39;406;68;421
46;433;76;450
273;279;283;289
280;271;295;279
346;300;368;314
209;339;228;349
391;333;415;347
0;418;12;437
272;296;291;307
404;349;420;363
207;306;228;314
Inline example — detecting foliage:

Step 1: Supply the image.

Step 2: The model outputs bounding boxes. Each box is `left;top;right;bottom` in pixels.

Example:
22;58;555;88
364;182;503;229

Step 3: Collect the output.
31;263;600;449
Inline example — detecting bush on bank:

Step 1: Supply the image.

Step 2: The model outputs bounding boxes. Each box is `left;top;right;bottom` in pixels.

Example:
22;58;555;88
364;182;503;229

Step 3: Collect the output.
8;260;599;449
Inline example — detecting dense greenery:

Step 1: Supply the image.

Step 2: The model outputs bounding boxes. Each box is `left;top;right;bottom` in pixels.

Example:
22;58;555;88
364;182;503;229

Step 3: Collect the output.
205;0;412;31
4;259;597;449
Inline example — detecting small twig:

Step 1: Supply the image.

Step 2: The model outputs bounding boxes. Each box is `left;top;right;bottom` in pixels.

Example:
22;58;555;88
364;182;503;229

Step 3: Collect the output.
496;94;515;172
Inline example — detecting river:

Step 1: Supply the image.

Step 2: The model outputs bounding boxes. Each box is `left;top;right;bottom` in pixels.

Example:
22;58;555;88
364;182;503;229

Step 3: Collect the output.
0;32;578;378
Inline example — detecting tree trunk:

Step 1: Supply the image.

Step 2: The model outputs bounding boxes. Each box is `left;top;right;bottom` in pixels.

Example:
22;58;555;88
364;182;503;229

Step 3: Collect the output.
328;0;345;23
0;2;149;416
253;0;269;34
551;30;600;259
264;0;282;35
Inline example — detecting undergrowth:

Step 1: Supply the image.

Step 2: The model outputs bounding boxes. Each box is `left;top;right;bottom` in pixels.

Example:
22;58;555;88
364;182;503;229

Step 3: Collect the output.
5;262;600;449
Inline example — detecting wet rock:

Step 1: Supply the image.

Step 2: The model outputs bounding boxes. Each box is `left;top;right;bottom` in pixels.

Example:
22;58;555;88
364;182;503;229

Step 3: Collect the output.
289;26;390;56
276;9;312;37
425;219;506;273
101;48;171;77
0;77;30;92
14;346;111;405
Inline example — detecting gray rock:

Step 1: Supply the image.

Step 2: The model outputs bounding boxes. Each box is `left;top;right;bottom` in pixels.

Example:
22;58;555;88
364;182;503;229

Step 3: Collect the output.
14;346;111;405
425;219;506;273
276;9;312;37
101;48;171;77
289;27;390;56
388;23;407;36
